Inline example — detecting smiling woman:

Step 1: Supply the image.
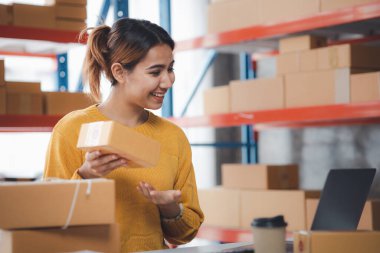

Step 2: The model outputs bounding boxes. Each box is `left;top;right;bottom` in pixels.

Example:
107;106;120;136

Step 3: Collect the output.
43;18;204;253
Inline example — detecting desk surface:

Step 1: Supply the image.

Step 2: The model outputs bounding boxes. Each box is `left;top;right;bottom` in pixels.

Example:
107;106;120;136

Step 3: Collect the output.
140;242;253;253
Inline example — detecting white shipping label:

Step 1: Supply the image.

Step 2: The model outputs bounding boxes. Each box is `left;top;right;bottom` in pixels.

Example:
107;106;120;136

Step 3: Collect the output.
85;121;105;146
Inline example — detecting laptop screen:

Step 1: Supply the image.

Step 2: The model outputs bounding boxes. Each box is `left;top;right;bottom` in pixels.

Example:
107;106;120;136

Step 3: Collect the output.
311;168;376;231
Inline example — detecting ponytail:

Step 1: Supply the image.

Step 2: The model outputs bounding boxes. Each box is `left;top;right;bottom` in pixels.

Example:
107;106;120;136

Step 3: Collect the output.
79;25;111;102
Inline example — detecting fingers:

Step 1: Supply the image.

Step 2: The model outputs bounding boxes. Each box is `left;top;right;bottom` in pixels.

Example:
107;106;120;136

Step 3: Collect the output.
82;151;128;178
136;182;182;205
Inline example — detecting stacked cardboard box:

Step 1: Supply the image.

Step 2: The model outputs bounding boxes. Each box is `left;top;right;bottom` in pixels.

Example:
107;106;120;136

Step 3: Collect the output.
0;60;5;114
203;85;230;115
5;81;43;115
43;91;93;115
13;4;55;29
0;179;120;252
55;0;87;31
0;4;12;25
350;71;380;103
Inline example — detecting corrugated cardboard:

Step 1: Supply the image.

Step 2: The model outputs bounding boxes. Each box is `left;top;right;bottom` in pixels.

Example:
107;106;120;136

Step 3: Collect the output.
350;72;380;103
240;190;320;230
56;18;86;31
0;4;12;25
198;188;241;228
203;85;230;115
43;92;93;115
55;0;87;5
222;164;299;190
13;4;55;29
0;179;115;229
0;86;5;114
207;0;260;33
321;0;377;12
317;44;380;70
306;198;380;230
293;230;380;253
56;5;87;20
285;69;350;108
0;224;120;253
0;59;5;86
279;35;327;54
258;0;319;24
277;52;301;75
77;121;161;168
230;77;284;112
300;49;318;72
6;81;43;115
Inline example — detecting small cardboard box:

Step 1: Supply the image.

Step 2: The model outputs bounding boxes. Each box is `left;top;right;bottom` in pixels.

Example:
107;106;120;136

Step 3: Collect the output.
0;4;12;25
320;0;377;12
43;91;93;115
300;49;318;72
0;224;120;253
55;0;87;6
77;121;161;168
276;52;301;75
198;187;241;228
350;71;380;103
0;86;5;114
240;190;320;230
306;198;380;230
0;59;5;86
56;5;87;20
56;18;86;31
6;81;43;115
13;4;55;29
317;44;380;70
293;230;380;253
222;164;299;190
230;77;284;112
279;35;327;54
203;85;230;115
207;0;260;33
285;69;350;108
0;179;115;229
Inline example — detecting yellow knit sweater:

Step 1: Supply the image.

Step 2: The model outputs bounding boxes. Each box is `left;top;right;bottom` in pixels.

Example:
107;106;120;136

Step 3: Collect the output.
44;105;204;252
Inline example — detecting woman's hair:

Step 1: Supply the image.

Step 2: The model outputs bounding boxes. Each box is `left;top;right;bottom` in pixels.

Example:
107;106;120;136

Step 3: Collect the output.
79;18;175;102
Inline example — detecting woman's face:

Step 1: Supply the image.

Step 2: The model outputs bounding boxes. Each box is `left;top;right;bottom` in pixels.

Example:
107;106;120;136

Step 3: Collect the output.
122;44;175;110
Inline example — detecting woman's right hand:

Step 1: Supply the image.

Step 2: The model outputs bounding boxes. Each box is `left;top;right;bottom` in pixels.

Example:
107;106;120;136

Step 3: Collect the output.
78;150;128;179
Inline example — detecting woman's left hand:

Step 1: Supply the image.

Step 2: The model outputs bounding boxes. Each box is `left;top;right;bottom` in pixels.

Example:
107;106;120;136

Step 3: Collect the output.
137;181;182;219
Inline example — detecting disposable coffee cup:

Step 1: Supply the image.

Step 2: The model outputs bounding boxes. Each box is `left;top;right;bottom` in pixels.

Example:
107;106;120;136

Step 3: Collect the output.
251;215;287;253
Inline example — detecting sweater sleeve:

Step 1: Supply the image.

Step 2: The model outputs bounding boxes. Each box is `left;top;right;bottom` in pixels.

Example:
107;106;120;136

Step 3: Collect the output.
161;130;204;245
44;125;84;180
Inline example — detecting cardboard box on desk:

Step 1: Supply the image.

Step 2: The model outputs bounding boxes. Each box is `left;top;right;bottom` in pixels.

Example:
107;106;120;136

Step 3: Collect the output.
198;187;241;228
350;72;380;103
222;164;299;190
230;77;284;112
77;121;160;168
240;190;320;231
6;81;43;115
293;230;380;253
13;4;55;29
0;179;115;229
203;85;230;115
43;91;94;115
0;4;12;25
306;198;380;230
279;35;327;54
0;224;120;253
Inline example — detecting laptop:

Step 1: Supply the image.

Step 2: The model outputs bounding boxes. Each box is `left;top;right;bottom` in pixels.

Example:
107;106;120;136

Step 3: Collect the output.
311;168;376;230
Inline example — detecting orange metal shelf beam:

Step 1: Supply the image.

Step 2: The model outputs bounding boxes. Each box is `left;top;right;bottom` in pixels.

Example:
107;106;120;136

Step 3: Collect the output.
176;2;380;51
0;25;84;44
169;102;380;130
0;51;57;59
0;115;62;132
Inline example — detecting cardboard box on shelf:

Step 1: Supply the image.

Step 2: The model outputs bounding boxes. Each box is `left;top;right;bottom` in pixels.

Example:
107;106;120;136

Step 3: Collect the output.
0;224;120;253
350;72;380;103
56;5;87;20
276;52;301;75
300;49;318;72
258;0;319;24
222;164;299;190
13;4;55;29
285;68;350;108
0;86;5;114
43;92;94;115
6;81;43;115
0;179;115;229
240;190;320;230
320;0;377;12
198;187;241;228
55;0;87;6
279;35;327;54
306;198;380;230
317;44;380;70
77;121;160;168
0;59;5;86
0;4;12;25
207;0;260;33
56;19;86;31
230;77;284;112
293;230;380;253
203;85;230;115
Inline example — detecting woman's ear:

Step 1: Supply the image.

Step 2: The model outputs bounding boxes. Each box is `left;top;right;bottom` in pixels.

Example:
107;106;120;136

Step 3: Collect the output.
111;63;125;84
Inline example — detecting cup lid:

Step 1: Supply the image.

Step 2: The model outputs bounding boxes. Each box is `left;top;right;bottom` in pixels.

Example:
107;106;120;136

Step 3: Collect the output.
251;215;287;228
